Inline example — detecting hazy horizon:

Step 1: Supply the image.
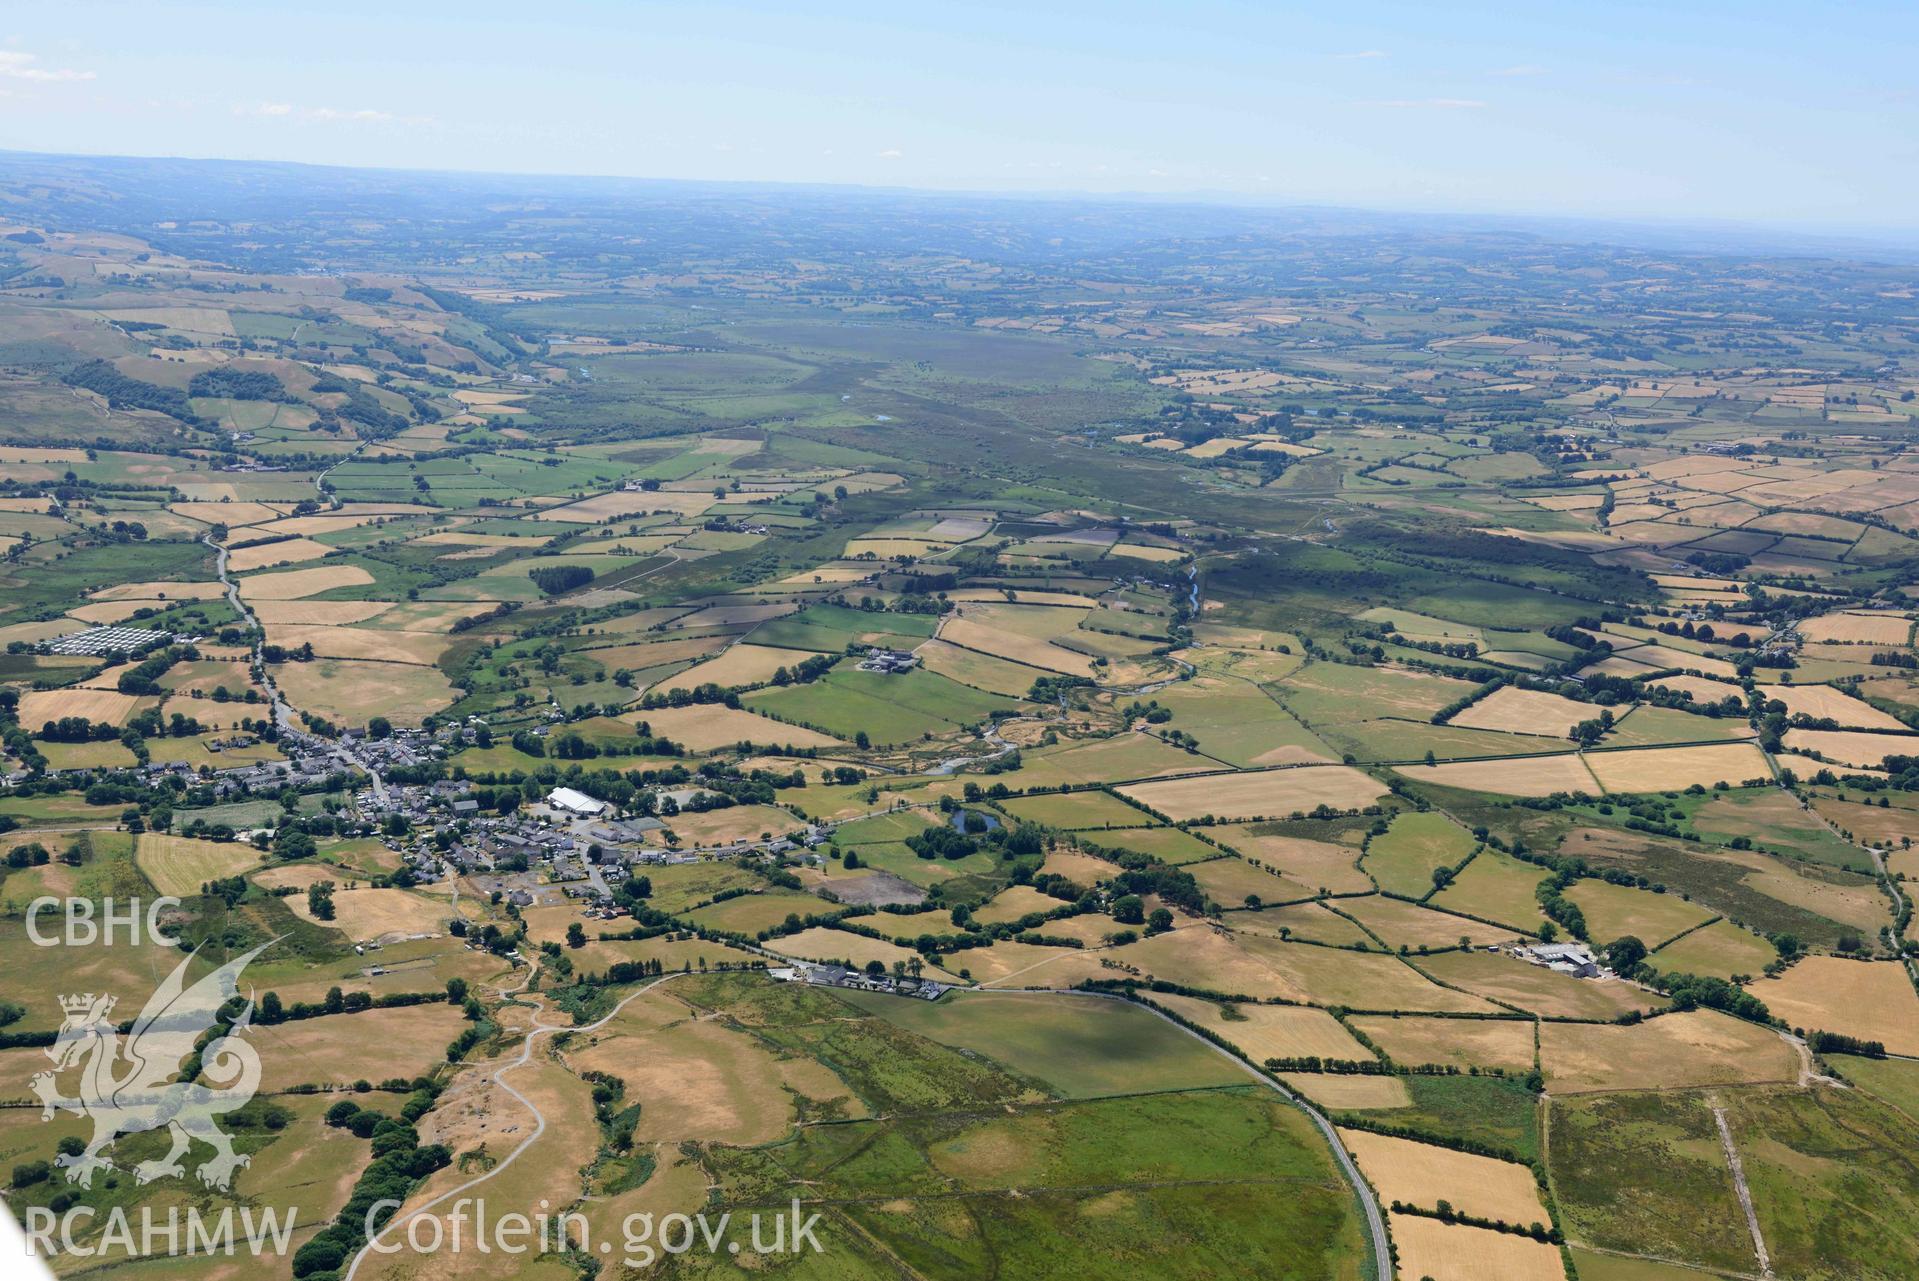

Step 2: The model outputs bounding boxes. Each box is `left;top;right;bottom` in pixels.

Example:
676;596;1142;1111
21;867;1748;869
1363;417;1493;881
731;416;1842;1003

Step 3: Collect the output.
2;0;1912;232
6;145;1919;263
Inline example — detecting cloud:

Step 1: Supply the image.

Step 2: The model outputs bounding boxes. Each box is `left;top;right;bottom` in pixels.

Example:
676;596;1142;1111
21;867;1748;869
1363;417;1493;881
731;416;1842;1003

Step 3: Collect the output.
308;106;393;123
1334;49;1388;60
236;101;429;125
0;50;95;82
876;148;902;159
1491;64;1545;77
1363;97;1488;110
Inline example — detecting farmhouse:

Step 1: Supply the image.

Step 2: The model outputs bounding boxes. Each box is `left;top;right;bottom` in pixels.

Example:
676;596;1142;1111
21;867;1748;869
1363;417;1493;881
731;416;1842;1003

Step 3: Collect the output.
770;963;947;1001
858;649;920;674
1516;942;1601;979
547;786;608;817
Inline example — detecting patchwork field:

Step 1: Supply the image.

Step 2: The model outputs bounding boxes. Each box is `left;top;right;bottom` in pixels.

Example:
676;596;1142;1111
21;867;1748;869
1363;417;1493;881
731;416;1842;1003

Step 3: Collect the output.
7;152;1919;1281
133;832;259;896
1539;1009;1799;1093
1339;1128;1549;1224
1750;957;1919;1055
1117;765;1388;821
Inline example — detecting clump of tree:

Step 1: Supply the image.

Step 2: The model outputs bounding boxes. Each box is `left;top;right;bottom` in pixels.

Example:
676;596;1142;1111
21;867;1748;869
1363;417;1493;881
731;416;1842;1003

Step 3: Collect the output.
529;564;594;595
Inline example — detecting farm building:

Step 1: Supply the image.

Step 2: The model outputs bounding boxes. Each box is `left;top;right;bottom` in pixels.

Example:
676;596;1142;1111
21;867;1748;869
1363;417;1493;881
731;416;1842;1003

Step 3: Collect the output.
547;786;609;816
858;649;920;674
1516;942;1600;978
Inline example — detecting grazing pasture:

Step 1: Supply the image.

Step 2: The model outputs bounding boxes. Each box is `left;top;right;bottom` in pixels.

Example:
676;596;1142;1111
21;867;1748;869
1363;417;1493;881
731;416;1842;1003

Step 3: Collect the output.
1364;810;1476;896
133;832;258;896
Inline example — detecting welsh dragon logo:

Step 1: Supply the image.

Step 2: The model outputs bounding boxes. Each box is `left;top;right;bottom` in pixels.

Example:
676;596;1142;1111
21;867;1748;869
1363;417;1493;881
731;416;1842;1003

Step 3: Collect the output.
30;942;271;1190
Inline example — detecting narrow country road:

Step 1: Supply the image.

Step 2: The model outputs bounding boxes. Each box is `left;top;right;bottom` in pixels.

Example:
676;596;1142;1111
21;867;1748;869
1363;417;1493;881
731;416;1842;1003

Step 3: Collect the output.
978;987;1393;1281
205;434;392;804
341;970;1391;1281
1712;1100;1774;1280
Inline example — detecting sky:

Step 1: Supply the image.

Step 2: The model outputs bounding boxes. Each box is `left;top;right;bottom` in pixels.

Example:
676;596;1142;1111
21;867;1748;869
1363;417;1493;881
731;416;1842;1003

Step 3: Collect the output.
2;0;1915;231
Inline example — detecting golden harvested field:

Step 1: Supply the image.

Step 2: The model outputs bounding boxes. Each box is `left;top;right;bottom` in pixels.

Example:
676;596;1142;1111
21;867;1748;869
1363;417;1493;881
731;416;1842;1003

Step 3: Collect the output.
656;642;832;693
952;938;1086;985
628;704;844;752
284;885;456;940
564;995;859;1145
972;884;1064;925
1810;793;1919;850
585;635;730;673
1339;1128;1549;1224
252;863;346;892
134;833;259;897
1347;1014;1536;1073
253;1004;467;1091
938;615;1096;676
674;602;803;628
1227;932;1500;1013
226;536;334;572
1117;765;1387;821
249;599;396;625
1278;1073;1410;1108
1389;1213;1568;1281
1539;1010;1798;1093
763;926;962;980
1750;957;1919;1055
1450;686;1594;738
274;657;456;726
238;563;376;599
1212;830;1373;895
368;600;501;630
1416;951;1659;1020
88;579;228;601
17;688;144;726
394;1055;600;1273
1799;610;1913;644
265;624;454;666
67;599;165;624
1609;641;1740;678
1007;733;1215;788
1781;728;1919;768
918;636;1059;695
1395;752;1600;797
664;803;800;848
1584;742;1771;793
1337;896;1522;949
258;511;414;537
172;500;284;526
1145;992;1372;1062
1764;683;1909;730
1110;541;1183;562
535;489;718;522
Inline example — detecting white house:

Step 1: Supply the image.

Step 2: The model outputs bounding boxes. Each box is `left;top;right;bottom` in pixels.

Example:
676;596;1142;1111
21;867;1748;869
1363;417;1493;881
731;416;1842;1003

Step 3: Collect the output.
547;786;608;817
